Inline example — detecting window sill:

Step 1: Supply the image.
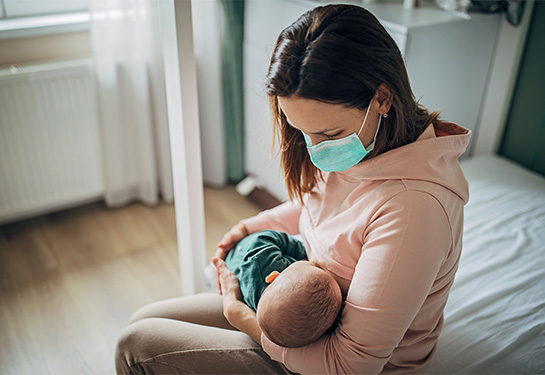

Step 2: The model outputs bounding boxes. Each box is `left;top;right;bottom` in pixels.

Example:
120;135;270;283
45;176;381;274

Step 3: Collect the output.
0;12;90;40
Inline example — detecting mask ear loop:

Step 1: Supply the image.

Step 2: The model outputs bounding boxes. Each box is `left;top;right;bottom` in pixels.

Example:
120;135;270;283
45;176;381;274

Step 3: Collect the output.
356;98;374;136
365;112;384;152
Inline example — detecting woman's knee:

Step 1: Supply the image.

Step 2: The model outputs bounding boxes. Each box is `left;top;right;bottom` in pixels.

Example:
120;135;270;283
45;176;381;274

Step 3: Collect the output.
116;318;179;374
127;295;198;324
128;293;232;329
115;319;147;374
115;317;290;375
128;303;158;325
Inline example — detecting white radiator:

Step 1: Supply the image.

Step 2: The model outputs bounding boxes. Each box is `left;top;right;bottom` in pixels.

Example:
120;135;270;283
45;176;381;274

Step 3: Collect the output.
0;59;104;225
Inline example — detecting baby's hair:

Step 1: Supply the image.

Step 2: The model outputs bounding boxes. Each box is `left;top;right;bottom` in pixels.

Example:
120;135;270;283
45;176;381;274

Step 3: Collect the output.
260;270;342;348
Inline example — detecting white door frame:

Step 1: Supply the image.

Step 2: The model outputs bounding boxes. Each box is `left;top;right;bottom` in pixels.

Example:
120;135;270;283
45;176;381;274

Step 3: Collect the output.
159;0;207;295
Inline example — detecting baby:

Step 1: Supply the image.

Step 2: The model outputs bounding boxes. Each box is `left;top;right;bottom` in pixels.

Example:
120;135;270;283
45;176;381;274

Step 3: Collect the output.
224;230;342;348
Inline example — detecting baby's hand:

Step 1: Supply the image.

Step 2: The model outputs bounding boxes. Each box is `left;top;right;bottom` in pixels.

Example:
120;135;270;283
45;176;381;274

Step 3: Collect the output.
214;223;249;260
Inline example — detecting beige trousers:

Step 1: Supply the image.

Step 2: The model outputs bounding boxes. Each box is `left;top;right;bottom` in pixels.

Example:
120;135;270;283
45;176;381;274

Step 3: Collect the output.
115;293;294;374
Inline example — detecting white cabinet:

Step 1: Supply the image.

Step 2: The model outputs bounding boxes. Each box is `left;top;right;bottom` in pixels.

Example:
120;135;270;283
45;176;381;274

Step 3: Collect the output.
243;0;501;200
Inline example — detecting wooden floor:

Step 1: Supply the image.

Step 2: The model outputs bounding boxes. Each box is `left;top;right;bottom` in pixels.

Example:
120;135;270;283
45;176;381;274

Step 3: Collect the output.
0;186;261;375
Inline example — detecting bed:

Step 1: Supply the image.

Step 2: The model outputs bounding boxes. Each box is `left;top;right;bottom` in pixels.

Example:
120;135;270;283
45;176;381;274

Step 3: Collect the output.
429;155;545;374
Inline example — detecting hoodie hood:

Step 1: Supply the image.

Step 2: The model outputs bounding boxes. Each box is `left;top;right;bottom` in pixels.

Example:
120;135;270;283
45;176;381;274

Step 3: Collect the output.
335;121;471;203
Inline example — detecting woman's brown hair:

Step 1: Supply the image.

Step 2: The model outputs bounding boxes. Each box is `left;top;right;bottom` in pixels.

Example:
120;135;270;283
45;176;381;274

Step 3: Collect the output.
266;4;440;202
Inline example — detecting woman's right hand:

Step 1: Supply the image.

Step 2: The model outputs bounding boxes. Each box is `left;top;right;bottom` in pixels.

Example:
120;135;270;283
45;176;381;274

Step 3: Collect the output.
214;223;249;260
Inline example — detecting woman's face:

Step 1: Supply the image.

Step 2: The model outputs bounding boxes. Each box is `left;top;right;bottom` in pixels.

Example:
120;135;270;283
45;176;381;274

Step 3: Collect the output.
278;96;381;149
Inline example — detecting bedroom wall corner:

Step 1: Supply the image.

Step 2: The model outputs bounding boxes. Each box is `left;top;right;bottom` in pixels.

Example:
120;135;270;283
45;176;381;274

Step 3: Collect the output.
499;0;545;177
471;0;535;157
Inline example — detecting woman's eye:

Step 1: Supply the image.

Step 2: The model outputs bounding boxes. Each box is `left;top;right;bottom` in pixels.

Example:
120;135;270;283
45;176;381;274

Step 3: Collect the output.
325;132;341;139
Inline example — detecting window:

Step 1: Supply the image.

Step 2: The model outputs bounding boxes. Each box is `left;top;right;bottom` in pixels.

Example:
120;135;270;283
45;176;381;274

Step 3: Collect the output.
0;0;90;39
0;0;89;19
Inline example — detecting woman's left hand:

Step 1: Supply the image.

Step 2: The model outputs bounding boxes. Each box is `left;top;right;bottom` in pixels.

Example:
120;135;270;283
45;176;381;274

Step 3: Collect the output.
212;257;263;344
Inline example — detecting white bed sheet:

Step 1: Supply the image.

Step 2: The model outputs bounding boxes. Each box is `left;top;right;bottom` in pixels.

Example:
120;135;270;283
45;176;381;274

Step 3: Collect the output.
429;155;545;374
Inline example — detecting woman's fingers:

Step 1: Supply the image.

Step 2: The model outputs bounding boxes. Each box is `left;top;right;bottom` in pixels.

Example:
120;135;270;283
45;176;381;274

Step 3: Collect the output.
213;257;231;285
212;258;242;301
212;258;252;329
213;223;250;292
216;235;237;255
216;233;233;251
211;257;224;294
215;223;249;260
212;223;249;299
214;246;230;260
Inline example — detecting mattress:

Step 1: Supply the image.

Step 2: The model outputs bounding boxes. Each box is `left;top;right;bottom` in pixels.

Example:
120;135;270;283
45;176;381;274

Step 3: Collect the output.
429;155;545;374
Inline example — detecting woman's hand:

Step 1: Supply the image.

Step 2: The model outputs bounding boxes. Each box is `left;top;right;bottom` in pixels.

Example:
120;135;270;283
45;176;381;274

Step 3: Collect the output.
215;223;249;260
212;257;262;344
213;223;249;292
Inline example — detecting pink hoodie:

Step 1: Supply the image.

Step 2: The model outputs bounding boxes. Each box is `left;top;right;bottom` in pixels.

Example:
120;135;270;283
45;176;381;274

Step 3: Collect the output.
241;121;472;374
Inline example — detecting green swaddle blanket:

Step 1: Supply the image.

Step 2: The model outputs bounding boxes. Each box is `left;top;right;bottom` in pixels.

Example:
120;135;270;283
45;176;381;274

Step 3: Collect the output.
225;230;307;311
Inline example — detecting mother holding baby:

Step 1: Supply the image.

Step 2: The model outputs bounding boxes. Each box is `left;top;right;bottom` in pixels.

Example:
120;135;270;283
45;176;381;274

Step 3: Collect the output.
116;4;471;374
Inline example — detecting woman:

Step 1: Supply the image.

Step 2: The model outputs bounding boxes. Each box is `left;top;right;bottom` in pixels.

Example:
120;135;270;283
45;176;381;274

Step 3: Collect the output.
116;4;471;374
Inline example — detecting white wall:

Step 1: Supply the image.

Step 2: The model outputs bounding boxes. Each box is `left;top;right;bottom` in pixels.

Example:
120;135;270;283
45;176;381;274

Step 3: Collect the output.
192;0;227;187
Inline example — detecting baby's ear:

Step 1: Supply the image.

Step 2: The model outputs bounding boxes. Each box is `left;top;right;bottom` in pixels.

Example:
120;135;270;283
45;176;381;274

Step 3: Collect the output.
265;271;281;283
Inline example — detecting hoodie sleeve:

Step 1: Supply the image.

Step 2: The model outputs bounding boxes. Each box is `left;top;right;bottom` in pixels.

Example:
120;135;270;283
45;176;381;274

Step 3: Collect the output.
240;200;303;235
261;190;453;374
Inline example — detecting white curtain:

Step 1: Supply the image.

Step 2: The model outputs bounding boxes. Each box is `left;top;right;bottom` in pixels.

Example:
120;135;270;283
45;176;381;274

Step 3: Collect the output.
90;0;173;207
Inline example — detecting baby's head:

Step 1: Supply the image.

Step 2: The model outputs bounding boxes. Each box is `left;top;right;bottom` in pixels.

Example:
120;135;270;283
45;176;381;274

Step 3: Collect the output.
256;261;342;348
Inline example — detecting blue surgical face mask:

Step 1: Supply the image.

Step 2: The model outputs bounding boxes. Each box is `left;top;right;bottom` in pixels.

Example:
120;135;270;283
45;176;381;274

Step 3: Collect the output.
302;99;382;172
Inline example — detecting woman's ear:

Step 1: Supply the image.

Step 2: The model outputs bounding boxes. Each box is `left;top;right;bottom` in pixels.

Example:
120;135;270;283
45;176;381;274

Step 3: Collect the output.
375;84;393;115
